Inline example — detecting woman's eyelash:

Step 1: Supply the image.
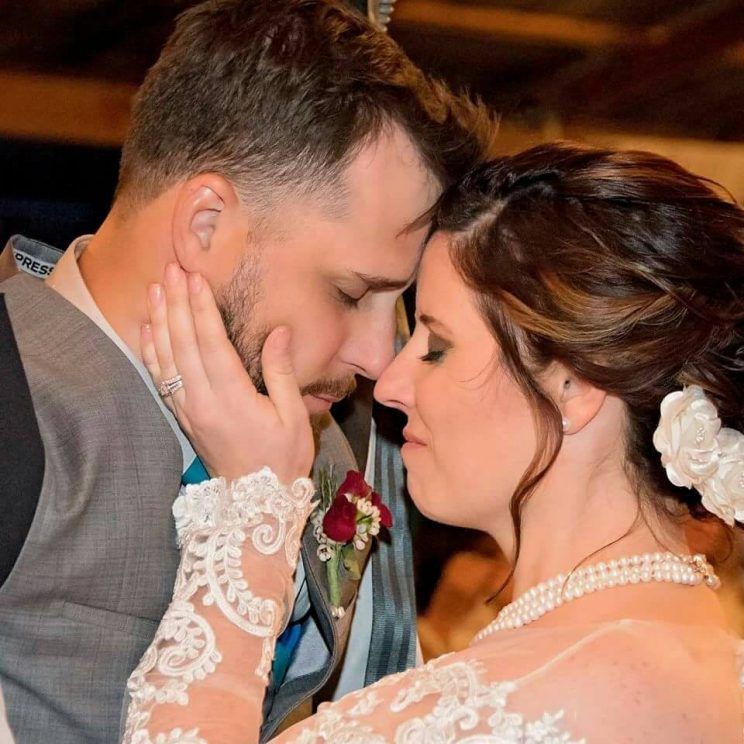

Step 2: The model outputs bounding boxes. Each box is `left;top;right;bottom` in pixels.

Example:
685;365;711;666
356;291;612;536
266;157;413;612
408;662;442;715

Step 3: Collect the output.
420;349;446;363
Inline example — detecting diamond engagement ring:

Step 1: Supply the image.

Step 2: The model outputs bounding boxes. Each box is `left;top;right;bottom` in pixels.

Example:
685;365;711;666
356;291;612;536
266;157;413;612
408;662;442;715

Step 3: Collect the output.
158;374;184;398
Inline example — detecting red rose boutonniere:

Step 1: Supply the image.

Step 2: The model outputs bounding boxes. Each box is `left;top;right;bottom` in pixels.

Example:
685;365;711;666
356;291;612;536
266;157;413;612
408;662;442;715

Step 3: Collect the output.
312;468;393;618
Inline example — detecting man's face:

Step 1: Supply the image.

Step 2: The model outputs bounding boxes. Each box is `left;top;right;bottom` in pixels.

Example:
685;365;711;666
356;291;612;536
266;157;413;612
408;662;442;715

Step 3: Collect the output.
217;126;438;415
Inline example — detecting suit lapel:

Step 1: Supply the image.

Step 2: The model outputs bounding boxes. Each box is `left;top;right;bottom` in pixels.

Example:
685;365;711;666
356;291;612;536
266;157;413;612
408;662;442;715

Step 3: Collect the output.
301;414;372;644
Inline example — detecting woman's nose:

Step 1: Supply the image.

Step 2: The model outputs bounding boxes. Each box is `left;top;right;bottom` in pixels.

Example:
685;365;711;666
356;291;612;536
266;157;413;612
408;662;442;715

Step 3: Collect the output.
374;341;415;414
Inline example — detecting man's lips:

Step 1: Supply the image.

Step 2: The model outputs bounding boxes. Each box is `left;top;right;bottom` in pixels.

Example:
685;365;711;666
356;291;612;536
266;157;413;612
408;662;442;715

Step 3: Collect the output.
313;394;343;404
303;393;343;413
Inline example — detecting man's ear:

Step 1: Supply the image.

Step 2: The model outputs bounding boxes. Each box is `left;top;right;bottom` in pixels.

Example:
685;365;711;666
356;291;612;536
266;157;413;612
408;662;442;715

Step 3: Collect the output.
543;362;606;435
171;174;239;271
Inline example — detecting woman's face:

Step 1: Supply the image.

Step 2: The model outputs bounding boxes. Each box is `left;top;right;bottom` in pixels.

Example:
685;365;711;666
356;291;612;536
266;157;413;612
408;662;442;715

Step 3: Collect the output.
375;234;538;535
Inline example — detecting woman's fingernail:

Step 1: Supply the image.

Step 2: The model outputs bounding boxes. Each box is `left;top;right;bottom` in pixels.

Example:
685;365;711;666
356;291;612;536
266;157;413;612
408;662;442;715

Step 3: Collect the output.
141;323;151;336
149;283;162;304
188;273;203;293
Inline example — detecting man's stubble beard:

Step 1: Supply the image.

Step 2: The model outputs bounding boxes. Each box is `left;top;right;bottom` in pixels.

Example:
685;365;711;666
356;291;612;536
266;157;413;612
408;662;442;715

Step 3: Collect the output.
216;250;267;392
216;251;357;404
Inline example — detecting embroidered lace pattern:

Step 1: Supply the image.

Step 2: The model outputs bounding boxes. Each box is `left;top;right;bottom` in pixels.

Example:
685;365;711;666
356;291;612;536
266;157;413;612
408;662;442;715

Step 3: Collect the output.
122;468;314;744
285;655;582;744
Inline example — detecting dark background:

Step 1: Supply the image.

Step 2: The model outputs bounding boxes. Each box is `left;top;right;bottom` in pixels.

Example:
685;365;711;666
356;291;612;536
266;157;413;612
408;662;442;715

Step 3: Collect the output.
1;0;742;249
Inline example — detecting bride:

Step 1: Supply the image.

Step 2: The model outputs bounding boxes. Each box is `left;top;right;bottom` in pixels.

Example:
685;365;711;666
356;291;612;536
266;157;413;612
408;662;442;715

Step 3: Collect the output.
124;143;744;742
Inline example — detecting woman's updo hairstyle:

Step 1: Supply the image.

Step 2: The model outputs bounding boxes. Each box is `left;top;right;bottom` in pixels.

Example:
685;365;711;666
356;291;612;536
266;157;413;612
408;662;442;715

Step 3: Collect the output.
434;143;744;552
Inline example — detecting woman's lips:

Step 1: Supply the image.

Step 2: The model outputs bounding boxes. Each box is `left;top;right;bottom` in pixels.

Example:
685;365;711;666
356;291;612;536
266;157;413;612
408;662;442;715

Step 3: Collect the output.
402;428;426;447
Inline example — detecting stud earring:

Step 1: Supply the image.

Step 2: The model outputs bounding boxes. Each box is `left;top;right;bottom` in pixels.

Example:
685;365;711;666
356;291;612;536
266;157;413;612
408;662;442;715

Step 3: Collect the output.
562;417;570;432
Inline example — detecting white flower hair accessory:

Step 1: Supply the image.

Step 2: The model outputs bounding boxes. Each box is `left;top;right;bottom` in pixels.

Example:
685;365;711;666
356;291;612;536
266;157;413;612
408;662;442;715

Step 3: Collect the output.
653;385;744;526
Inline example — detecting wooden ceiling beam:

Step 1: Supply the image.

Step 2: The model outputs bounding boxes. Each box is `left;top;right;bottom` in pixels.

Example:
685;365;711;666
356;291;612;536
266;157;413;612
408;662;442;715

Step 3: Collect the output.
0;71;136;145
539;2;744;115
392;0;641;48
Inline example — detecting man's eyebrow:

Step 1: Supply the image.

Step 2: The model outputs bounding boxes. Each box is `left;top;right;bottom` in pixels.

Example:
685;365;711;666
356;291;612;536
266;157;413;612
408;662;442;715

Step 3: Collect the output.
354;271;413;291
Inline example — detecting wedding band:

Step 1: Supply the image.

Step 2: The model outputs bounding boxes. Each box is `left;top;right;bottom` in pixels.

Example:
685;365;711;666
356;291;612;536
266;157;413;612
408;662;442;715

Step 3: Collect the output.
158;374;184;398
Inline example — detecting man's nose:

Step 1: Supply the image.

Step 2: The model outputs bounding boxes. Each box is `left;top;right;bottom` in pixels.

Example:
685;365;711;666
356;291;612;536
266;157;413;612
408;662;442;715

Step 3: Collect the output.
346;312;397;380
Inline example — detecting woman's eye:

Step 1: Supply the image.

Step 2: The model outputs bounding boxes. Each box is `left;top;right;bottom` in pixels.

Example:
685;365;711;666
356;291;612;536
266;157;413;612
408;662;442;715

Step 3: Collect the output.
419;334;449;364
420;349;445;363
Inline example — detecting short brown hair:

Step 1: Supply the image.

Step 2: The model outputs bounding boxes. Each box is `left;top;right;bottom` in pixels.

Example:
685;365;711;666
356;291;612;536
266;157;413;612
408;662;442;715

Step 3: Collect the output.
116;0;497;209
436;143;744;556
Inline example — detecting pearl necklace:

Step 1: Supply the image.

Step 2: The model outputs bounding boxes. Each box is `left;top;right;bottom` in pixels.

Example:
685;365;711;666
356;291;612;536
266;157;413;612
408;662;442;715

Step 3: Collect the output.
472;552;720;645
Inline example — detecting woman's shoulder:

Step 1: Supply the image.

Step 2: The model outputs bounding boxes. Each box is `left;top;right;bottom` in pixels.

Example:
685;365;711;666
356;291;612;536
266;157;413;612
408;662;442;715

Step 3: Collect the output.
472;619;743;742
473;617;741;686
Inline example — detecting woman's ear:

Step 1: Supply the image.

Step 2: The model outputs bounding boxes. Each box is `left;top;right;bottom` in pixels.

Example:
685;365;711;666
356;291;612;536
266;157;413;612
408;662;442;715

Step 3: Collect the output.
171;174;239;272
544;362;606;435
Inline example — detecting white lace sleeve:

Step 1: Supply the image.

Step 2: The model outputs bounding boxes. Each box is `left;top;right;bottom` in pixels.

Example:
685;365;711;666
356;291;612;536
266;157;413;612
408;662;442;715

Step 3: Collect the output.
122;467;315;744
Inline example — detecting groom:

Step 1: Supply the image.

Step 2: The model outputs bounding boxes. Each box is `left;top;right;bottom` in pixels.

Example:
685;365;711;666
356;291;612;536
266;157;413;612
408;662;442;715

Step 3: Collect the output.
0;1;494;742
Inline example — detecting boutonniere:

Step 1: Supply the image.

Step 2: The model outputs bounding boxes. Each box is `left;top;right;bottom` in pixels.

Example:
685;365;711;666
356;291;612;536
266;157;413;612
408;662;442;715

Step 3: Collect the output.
311;468;393;618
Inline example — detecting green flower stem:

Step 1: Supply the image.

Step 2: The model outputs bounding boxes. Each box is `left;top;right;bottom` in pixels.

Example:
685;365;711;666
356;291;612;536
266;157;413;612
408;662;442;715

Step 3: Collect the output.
326;550;342;608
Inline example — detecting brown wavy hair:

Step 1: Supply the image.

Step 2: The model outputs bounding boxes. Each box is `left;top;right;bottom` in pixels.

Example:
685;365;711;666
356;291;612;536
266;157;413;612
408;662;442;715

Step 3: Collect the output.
434;143;744;565
117;0;497;210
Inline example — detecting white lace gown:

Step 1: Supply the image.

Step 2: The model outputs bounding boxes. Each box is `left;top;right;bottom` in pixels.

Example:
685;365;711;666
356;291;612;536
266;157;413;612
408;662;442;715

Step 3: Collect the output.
123;472;744;744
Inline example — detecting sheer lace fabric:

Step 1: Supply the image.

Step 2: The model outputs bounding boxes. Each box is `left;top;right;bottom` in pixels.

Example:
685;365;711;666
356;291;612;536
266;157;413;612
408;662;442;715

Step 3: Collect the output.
276;621;743;743
124;472;744;743
123;469;315;744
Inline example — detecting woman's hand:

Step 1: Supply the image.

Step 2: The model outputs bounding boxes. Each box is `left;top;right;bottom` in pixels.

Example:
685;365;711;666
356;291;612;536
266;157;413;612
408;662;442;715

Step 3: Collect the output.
141;263;314;484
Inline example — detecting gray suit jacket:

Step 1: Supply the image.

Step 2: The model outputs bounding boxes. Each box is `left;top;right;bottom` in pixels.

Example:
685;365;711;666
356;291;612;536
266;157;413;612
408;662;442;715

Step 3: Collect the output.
0;273;182;743
0;236;416;743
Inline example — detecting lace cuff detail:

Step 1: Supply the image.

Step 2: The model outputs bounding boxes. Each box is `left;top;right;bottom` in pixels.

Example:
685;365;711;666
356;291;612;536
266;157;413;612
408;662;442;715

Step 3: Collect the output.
123;468;315;744
173;467;315;565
